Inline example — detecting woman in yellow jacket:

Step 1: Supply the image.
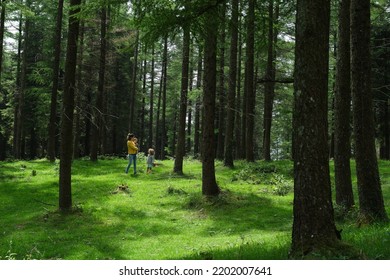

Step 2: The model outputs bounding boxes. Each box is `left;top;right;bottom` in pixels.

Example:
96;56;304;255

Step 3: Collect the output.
125;133;138;174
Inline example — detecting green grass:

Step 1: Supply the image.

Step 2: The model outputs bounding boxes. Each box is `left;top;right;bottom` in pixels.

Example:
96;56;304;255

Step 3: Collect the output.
0;158;389;260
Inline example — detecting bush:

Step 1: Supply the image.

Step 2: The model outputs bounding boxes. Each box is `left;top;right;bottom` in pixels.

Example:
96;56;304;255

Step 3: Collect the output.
231;162;293;196
270;174;293;196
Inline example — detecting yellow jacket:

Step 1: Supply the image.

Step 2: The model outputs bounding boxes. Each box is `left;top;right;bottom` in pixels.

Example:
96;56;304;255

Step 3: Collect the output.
127;140;138;154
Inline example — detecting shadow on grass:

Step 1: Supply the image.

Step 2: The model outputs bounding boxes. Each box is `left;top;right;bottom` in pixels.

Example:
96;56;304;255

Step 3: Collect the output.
1;202;185;259
179;235;291;260
182;189;293;236
1;184;293;260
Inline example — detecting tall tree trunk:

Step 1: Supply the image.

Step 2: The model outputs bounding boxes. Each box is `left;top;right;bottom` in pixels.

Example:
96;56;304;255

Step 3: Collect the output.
235;19;242;159
0;0;6;160
155;45;162;158
59;0;81;211
216;2;226;160
245;0;255;162
350;0;388;222
101;8;110;156
154;36;167;159
187;49;194;154
47;0;64;162
148;44;155;150
129;32;139;132
193;45;202;158
14;12;29;159
291;0;339;257
240;52;246;159
140;44;147;150
91;7;107;161
334;0;354;210
202;5;220;197
262;0;279;161
0;0;6;82
224;0;239;167
160;36;168;160
73;18;85;159
174;24;190;174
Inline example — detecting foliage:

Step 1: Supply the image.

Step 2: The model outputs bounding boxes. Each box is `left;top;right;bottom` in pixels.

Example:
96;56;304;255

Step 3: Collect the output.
231;161;293;193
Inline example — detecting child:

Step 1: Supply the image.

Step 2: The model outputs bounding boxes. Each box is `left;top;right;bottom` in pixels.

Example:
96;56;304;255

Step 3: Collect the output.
146;148;155;174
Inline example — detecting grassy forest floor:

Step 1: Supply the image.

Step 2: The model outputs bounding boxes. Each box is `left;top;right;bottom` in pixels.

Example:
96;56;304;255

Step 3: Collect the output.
0;157;389;260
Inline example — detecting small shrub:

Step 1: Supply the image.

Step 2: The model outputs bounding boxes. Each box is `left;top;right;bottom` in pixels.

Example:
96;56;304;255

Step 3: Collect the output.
270;174;293;196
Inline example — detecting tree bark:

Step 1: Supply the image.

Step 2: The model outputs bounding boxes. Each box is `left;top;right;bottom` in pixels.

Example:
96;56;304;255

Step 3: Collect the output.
263;0;279;161
160;36;168;160
73;19;85;159
140;44;147;150
245;0;255;162
202;5;219;196
174;24;190;174
0;0;6;81
90;7;107;161
291;0;339;257
350;0;388;222
0;0;6;160
129;31;139;133
148;44;155;150
47;0;64;162
216;2;226;160
235;19;242;159
334;0;354;210
14;11;28;159
59;0;81;211
155;40;163;159
193;45;202;158
224;0;239;168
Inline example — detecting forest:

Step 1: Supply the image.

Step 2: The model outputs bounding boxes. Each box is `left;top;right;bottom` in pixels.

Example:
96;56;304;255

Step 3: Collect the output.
0;0;389;259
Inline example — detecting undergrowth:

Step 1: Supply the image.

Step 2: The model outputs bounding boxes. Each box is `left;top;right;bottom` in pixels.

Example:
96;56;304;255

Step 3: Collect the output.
0;158;389;260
